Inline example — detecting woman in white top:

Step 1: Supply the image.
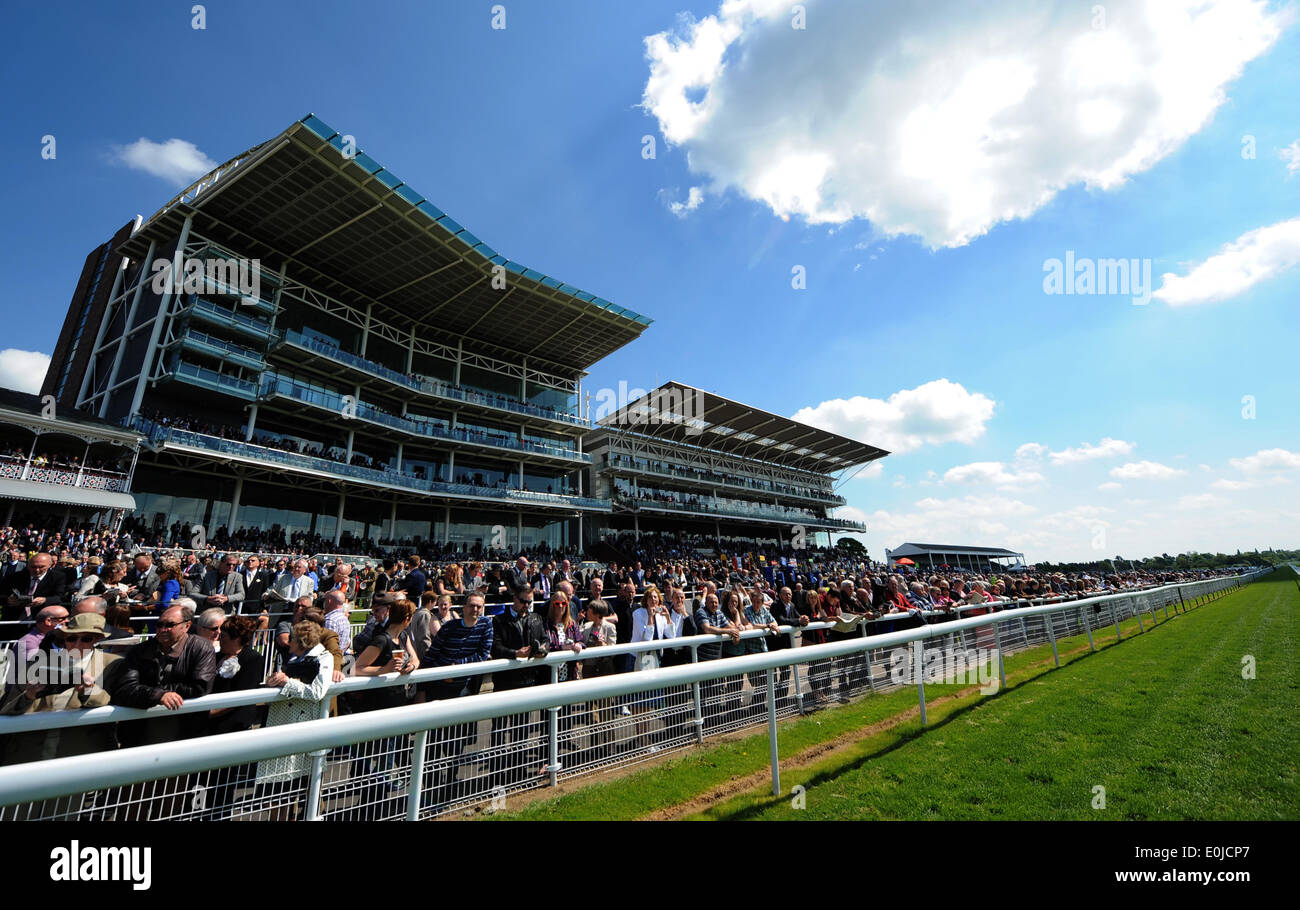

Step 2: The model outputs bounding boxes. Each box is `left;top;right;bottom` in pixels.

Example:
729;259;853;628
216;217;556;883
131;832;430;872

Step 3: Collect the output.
253;620;334;821
629;585;673;751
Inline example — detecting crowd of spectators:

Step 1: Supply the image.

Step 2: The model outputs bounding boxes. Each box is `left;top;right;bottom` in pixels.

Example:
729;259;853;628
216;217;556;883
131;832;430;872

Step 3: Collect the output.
0;516;1255;815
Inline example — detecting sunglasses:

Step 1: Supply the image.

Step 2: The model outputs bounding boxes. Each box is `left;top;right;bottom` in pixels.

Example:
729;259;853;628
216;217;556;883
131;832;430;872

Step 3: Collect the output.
156;620;188;630
63;634;101;644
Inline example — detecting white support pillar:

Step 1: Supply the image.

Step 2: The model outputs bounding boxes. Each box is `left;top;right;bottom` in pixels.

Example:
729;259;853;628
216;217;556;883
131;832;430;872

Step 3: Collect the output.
360;303;373;357
229;474;244;531
389;497;398;540
244;403;258;442
517;510;523;554
98;239;158;418
519;459;525;491
520;358;528;401
128;217;192;419
444;506;451;545
406;331;415;373
75;441;89;488
453;339;462;386
395;442;404;473
333;491;346;546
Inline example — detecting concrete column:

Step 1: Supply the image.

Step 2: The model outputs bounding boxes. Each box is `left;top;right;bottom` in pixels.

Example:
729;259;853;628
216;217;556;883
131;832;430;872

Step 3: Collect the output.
517;510;523;553
389;497;398;539
395;442;404;473
229;474;244;531
333;491;346;546
244;403;258;441
453;339;462;386
444;505;451;544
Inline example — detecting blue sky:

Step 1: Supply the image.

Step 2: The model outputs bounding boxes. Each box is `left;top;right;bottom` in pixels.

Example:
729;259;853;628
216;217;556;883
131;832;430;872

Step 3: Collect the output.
1;0;1297;561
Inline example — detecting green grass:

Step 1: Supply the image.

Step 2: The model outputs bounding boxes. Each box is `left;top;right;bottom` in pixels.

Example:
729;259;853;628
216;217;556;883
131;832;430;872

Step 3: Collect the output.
495;569;1298;820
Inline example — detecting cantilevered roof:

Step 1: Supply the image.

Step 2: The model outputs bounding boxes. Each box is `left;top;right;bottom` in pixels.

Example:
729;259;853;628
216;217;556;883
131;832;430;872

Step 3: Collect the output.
890;543;1023;558
119;114;651;375
593;381;888;474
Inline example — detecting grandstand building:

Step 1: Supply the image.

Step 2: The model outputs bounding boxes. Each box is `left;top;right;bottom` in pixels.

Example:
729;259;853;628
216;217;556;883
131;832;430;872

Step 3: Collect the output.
583;382;882;550
39;114;652;551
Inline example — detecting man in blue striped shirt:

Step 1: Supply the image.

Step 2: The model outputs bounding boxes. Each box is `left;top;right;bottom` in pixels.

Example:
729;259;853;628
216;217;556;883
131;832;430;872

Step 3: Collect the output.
422;592;493;812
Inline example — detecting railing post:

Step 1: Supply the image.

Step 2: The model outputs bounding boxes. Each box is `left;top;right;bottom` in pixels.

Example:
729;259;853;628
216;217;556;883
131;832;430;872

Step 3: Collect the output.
1081;601;1095;653
992;619;1006;690
406;729;427;821
1135;598;1145;633
916;651;927;727
1045;609;1060;668
1018;616;1029;646
689;642;704;744
303;698;332;821
1110;601;1122;640
546;664;560;786
766;667;780;796
788;630;805;712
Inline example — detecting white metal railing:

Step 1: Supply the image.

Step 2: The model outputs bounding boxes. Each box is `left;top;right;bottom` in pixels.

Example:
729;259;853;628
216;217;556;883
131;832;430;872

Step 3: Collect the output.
0;570;1264;820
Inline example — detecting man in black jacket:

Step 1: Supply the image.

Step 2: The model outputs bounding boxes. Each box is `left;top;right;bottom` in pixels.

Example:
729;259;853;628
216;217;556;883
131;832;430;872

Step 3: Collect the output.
768;586;807;702
488;585;549;789
110;599;216;748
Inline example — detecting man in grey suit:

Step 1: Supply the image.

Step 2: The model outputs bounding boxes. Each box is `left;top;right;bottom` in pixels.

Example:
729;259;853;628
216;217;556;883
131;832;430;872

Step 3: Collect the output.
194;553;246;612
269;558;318;603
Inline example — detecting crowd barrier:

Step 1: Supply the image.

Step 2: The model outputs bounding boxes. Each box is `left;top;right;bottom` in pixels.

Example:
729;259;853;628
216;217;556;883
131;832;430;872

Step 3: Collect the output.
0;570;1266;820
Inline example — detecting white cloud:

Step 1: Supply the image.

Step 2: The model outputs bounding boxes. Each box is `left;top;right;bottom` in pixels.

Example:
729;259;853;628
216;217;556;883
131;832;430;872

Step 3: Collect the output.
1228;448;1300;473
114;137;217;184
0;349;50;394
1014;442;1047;461
1110;460;1187;480
1098;481;1122;491
1153;216;1300;306
668;185;705;216
641;0;1284;248
792;379;994;455
1177;493;1225;510
1049;437;1135;464
942;461;1045;490
1281;139;1300;176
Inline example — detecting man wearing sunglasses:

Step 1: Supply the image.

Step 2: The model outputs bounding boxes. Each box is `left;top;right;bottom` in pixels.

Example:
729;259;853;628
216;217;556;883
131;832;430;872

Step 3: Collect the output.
109;597;216;747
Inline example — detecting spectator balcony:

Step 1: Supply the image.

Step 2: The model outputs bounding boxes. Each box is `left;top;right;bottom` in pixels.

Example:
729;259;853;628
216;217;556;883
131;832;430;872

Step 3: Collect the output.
611;490;865;531
598;453;847;508
0;454;129;493
129;419;609;512
271;329;589;434
257;373;589;466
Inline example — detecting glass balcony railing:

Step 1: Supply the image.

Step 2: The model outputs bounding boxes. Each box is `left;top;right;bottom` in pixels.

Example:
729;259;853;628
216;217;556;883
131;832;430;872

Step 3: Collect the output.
127;419;607;510
176;330;266;368
612;492;865;530
258;373;591;463
185;298;275;338
603;454;846;506
171;361;258;399
275;328;588;428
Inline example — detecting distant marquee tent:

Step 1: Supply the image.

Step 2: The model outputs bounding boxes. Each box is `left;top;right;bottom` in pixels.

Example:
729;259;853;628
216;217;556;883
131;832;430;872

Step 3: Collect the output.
886;543;1026;571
